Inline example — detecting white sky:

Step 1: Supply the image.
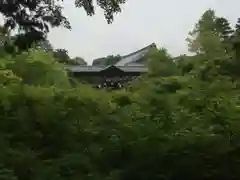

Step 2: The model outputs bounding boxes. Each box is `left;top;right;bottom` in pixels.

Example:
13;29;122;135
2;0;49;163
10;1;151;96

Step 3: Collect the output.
1;0;239;64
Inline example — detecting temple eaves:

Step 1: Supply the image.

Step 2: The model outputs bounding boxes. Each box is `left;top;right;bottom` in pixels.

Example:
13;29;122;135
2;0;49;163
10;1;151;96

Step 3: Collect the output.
66;65;148;73
66;43;156;73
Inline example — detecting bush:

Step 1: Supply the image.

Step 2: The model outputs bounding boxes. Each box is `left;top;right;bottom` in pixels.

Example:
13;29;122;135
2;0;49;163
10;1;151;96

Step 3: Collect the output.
1;9;240;180
4;49;71;88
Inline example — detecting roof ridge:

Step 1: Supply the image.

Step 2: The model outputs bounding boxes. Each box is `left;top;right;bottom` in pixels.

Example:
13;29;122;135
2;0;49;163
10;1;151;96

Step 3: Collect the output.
120;43;156;59
114;43;156;66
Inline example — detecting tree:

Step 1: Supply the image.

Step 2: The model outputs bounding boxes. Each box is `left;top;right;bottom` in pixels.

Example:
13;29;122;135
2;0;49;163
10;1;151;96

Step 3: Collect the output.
186;9;234;55
53;49;88;65
4;49;71;88
185;9;235;81
36;39;53;52
71;57;87;65
92;55;121;66
0;0;126;51
232;18;240;60
215;17;234;41
147;48;179;77
3;8;240;180
53;48;70;64
92;57;106;66
0;25;16;55
186;9;217;54
0;26;8;48
235;18;240;34
215;17;234;52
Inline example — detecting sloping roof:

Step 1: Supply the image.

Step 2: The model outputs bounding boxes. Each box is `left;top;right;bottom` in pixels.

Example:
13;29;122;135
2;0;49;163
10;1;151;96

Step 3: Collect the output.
66;43;155;73
115;43;156;66
118;66;148;72
125;63;145;66
66;65;148;73
66;65;103;72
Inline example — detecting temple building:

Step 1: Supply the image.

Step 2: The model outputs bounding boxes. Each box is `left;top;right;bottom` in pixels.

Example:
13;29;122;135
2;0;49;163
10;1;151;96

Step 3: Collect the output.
66;43;156;89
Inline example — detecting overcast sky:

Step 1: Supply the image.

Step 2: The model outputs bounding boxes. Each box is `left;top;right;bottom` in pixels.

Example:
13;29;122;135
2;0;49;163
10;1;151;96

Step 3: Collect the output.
1;0;239;64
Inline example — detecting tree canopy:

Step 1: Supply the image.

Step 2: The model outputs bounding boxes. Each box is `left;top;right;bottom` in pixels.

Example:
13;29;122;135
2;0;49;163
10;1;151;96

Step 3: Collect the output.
0;0;126;51
1;8;240;180
92;55;121;66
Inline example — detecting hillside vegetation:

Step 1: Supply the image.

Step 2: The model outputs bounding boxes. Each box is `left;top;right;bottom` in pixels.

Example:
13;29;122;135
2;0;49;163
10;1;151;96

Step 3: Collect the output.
1;9;240;180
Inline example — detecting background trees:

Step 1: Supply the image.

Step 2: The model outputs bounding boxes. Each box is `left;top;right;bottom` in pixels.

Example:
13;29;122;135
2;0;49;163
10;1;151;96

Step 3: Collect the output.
71;56;87;65
0;0;126;51
92;55;121;66
53;49;88;65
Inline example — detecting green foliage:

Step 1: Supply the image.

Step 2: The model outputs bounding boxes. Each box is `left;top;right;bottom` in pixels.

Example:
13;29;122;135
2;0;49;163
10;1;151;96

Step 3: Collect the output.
53;48;71;64
71;57;87;65
92;55;121;66
53;49;88;65
36;39;54;52
0;69;22;85
2;8;240;180
3;49;71;88
186;9;234;55
0;0;126;51
147;48;180;77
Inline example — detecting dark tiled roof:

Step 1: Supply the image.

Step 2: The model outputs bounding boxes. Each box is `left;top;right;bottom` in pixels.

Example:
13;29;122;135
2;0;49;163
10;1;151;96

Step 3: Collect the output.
66;65;103;72
115;43;156;66
66;65;148;73
66;43;155;73
118;66;148;72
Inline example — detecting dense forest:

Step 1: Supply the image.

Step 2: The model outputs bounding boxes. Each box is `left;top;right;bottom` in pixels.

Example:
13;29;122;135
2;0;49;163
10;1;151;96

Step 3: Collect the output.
1;2;240;180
